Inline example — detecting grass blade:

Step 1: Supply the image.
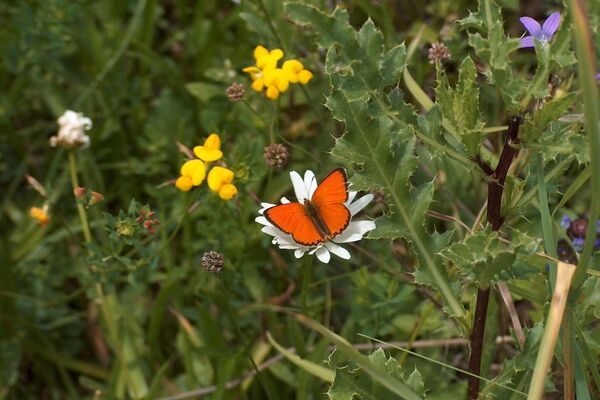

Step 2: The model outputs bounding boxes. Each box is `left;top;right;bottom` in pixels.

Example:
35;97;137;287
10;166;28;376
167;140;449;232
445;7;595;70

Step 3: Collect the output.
527;262;576;399
568;0;600;290
266;332;334;383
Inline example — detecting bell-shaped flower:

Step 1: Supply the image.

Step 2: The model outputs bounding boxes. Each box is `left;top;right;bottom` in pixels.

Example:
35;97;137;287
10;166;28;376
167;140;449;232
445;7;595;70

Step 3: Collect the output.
519;12;560;48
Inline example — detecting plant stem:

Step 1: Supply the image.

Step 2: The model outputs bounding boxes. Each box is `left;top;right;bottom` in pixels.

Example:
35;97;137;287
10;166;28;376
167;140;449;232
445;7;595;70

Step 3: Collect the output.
468;115;522;400
467;287;490;399
255;0;286;52
219;277;273;400
301;255;313;314
68;151;92;244
67;151;119;355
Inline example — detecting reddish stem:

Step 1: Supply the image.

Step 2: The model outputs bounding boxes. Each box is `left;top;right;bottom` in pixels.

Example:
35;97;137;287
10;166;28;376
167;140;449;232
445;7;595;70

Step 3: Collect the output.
467;115;522;399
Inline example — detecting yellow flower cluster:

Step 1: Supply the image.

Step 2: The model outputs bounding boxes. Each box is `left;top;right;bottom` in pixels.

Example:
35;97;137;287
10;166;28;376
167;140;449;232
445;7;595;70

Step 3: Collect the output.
175;133;238;200
243;45;313;100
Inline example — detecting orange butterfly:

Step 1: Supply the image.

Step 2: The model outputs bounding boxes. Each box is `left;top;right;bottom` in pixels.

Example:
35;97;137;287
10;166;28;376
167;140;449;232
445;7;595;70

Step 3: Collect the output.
264;168;351;246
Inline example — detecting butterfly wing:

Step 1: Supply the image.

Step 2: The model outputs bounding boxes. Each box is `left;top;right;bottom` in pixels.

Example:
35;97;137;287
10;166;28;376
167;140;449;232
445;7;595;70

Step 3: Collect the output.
264;203;324;246
311;168;351;237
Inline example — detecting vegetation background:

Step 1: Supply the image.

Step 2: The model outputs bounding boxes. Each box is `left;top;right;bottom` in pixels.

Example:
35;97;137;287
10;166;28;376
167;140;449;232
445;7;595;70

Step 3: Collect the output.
1;0;599;399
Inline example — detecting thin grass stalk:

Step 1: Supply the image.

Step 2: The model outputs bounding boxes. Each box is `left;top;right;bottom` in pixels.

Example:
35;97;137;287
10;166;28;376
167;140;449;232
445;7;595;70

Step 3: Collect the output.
568;0;600;291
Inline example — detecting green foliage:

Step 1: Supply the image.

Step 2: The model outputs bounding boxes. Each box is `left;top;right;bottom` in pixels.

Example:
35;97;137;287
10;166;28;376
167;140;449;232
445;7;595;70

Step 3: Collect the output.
286;3;464;321
327;348;426;399
435;56;484;156
459;0;523;112
441;228;540;288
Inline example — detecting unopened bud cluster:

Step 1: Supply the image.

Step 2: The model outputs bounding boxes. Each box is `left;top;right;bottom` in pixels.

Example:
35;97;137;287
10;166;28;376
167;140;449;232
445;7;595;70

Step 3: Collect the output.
263;143;289;168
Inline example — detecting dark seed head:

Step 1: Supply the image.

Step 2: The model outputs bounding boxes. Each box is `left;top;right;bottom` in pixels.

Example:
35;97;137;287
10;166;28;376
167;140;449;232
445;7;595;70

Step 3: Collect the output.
226;82;245;102
202;251;224;273
263;143;289;169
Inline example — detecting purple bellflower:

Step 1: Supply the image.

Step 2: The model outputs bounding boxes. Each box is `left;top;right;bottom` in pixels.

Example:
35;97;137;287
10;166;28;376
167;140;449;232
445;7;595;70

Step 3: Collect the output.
519;12;561;48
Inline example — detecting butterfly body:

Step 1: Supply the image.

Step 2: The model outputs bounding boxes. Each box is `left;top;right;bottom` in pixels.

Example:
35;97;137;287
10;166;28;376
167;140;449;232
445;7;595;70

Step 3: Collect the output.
303;199;333;240
265;168;351;246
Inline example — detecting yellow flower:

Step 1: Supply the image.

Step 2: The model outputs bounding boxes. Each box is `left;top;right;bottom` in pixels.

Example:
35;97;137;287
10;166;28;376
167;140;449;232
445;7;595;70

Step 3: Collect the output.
282;59;313;84
193;133;223;162
254;45;283;71
264;68;289;92
244;46;314;100
263;68;290;100
175;176;193;192
176;159;206;192
297;69;314;84
30;206;50;226
219;184;238;200
207;166;238;200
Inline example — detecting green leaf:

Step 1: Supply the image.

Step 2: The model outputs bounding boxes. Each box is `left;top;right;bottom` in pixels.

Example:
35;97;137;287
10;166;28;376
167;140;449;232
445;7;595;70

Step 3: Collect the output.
441;228;540;288
459;0;523;112
435;56;484;156
480;324;543;397
286;3;464;319
327;348;419;400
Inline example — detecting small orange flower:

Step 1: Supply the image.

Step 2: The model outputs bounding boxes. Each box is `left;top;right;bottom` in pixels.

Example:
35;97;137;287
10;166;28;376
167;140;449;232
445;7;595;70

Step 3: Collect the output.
30;206;50;226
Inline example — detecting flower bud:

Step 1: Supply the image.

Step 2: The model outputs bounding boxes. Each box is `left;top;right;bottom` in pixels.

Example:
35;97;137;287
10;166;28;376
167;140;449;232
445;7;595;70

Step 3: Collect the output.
428;42;451;65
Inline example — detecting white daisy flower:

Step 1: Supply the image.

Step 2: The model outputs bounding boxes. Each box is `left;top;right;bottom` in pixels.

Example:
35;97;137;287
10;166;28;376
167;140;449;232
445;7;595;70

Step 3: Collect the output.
50;110;92;149
255;170;376;263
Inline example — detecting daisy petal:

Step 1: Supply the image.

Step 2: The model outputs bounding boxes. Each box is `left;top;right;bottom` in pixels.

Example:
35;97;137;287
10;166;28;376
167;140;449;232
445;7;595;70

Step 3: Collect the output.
255;216;270;225
261;226;282;237
280;243;303;250
519;36;536;48
314;247;331;263
519;17;542;37
325;242;351;260
346;191;357;205
294;249;305;259
304;170;318;200
542;12;560;37
348;194;374;216
290;171;308;202
333;220;376;243
259;202;275;213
